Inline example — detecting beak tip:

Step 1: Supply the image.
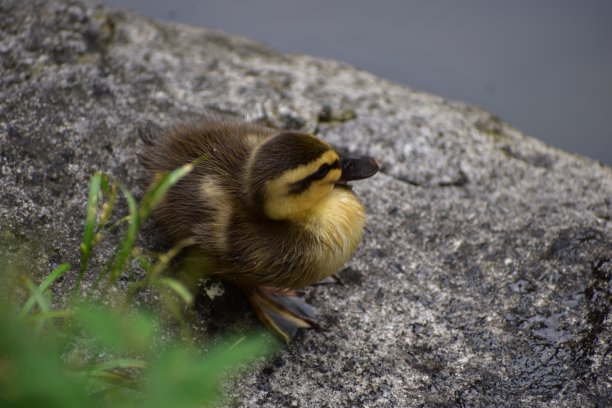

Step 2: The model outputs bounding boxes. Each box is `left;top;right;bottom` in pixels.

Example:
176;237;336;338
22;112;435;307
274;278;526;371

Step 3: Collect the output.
370;157;380;171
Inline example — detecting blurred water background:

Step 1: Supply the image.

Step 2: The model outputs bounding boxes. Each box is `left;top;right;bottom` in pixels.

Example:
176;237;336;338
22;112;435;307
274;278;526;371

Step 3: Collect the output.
102;0;612;166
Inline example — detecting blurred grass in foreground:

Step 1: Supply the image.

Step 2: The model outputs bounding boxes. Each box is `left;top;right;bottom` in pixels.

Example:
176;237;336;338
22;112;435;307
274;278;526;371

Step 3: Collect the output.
0;165;274;408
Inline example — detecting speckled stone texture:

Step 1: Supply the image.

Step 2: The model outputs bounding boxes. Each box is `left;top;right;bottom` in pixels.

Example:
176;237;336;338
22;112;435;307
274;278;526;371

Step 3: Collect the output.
1;1;611;406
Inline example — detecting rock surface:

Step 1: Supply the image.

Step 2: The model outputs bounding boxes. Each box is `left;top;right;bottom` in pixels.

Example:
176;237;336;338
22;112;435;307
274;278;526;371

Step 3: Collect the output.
1;0;611;406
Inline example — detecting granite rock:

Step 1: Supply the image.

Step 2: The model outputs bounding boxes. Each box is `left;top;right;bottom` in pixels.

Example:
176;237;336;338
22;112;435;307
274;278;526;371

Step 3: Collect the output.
1;1;610;406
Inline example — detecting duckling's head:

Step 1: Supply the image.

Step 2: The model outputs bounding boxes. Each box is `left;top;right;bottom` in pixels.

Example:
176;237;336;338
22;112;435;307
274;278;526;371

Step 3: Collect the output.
245;132;378;220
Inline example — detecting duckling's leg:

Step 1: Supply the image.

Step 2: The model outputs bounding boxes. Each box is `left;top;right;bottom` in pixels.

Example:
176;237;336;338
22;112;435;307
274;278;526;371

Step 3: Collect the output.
243;286;320;343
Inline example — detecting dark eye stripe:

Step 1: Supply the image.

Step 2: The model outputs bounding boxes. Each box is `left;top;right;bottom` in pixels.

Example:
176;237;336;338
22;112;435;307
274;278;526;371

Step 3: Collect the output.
288;160;341;195
312;160;340;180
312;164;330;180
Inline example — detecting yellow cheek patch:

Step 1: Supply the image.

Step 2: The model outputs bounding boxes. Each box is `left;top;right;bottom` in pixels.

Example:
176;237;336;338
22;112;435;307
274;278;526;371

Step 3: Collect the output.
327;168;342;183
264;182;335;220
263;150;341;220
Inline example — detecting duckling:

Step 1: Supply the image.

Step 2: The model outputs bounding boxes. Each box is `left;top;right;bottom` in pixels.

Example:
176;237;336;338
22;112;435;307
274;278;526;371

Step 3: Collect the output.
139;117;378;342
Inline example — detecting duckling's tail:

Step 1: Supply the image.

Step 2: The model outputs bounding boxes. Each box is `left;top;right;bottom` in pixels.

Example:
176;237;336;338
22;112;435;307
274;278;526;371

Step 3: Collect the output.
137;120;163;146
243;286;320;343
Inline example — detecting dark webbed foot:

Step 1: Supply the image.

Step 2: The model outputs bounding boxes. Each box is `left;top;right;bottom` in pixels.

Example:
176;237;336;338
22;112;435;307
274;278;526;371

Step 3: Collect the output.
243;286;320;343
315;273;344;286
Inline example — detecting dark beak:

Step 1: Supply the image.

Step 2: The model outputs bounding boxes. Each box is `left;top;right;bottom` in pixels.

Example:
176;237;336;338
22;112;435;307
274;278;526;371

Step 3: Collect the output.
338;155;379;182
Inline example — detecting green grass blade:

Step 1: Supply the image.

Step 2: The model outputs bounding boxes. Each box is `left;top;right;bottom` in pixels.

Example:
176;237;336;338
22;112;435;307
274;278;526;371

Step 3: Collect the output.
142;334;273;408
76;303;156;353
148;237;195;279
28;309;75;320
201;334;273;373
105;215;131;234
157;290;189;333
0;313;91;407
19;263;71;317
22;279;52;332
92;358;148;373
23;278;51;314
108;184;139;283
134;253;154;272
159;278;194;305
139;163;194;221
79;173;102;267
104;163;193;286
99;175;118;228
75;172;103;296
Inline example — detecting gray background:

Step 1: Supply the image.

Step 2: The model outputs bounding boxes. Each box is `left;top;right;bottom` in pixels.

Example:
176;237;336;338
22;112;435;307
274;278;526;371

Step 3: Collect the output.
101;0;612;166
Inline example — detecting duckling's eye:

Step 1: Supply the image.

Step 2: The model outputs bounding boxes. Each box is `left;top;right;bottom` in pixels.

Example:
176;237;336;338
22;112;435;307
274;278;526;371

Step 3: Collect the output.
311;163;331;180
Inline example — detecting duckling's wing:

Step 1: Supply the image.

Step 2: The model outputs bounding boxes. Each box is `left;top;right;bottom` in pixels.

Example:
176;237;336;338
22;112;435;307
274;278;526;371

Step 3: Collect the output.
244;286;320;343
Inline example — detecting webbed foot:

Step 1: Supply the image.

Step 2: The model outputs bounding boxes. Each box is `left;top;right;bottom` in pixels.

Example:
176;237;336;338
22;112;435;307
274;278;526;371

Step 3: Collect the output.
243;286;320;343
315;273;344;286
